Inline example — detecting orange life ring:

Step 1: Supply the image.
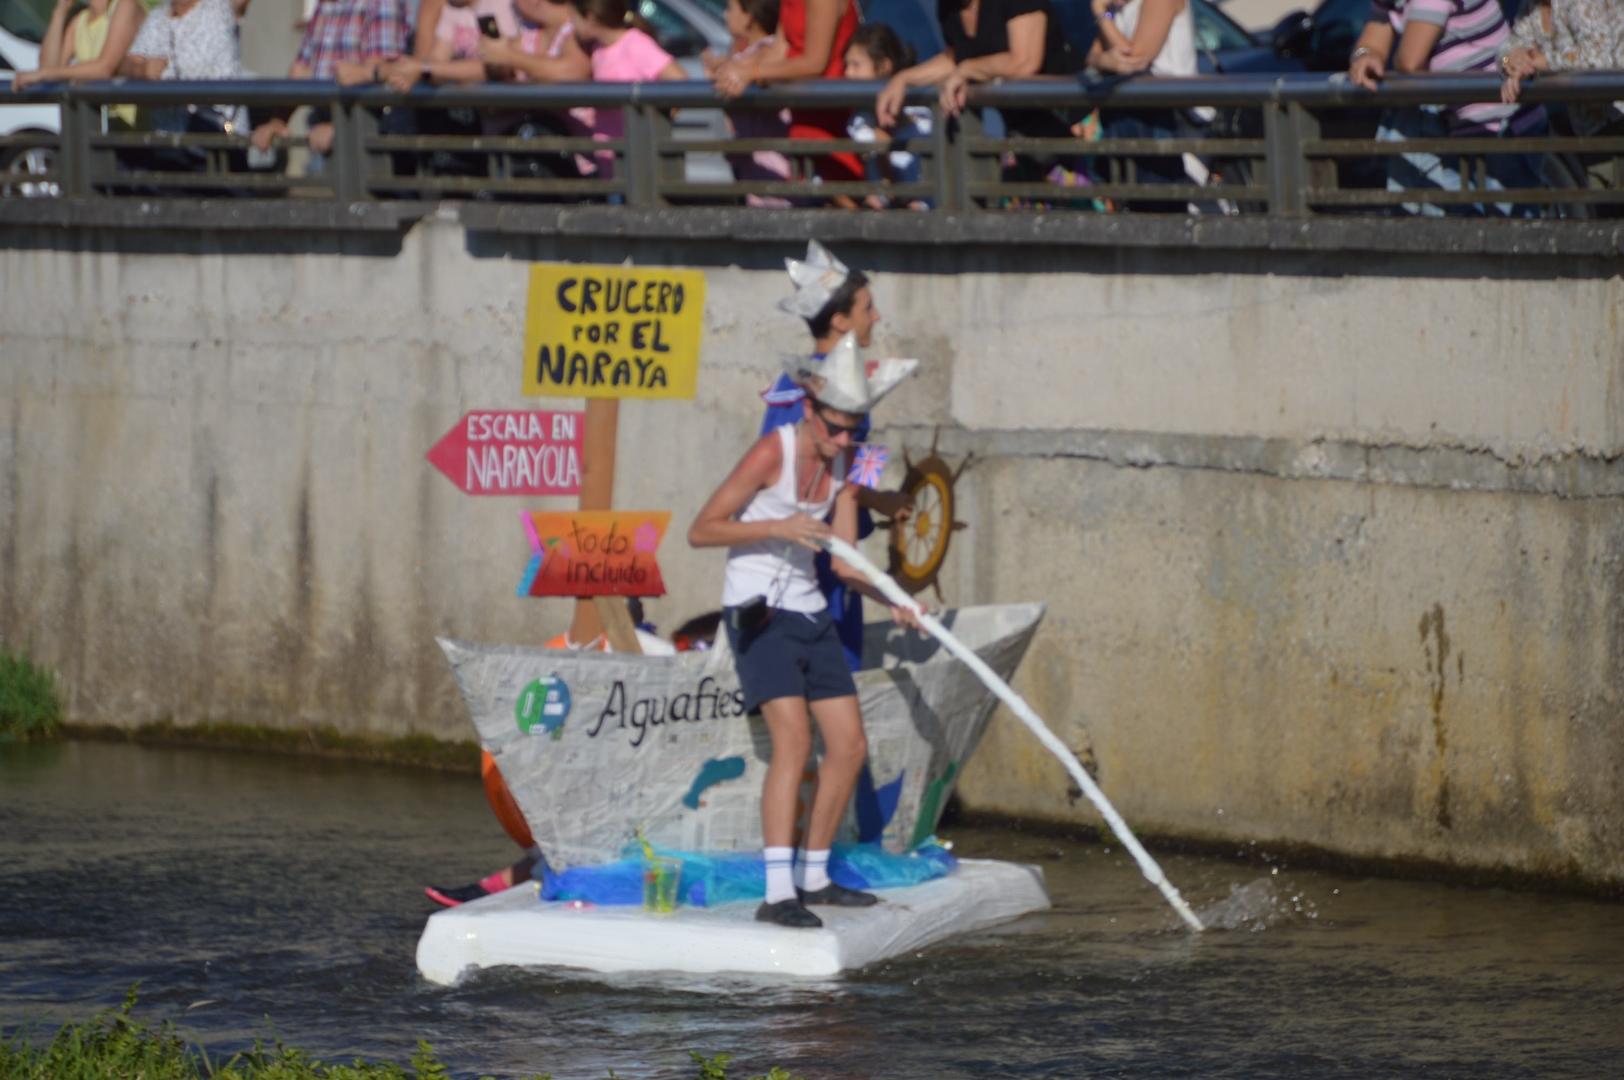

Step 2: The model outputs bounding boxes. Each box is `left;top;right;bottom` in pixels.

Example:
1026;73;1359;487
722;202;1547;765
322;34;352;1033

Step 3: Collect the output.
481;749;536;851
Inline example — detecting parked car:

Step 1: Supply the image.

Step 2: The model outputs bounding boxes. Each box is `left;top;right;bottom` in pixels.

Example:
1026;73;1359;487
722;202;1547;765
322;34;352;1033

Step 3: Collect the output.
0;0;50;43
0;20;59;197
639;0;731;58
1262;0;1367;70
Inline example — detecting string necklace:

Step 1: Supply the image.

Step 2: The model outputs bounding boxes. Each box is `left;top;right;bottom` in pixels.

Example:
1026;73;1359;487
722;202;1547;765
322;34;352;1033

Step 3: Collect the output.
793;419;829;516
763;422;828;610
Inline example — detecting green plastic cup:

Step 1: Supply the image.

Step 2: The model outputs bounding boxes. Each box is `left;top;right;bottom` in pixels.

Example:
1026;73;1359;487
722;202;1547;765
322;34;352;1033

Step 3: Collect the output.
643;856;682;913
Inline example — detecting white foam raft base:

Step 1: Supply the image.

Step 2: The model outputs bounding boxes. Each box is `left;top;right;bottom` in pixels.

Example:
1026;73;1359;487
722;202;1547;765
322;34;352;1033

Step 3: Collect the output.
416;858;1049;984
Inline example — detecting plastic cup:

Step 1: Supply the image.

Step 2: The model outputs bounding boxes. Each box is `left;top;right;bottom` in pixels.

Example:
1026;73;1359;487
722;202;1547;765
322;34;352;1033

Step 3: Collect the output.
643;856;682;913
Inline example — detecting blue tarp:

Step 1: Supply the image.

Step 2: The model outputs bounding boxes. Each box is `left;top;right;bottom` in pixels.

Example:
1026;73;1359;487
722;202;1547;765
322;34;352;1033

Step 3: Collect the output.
541;841;958;908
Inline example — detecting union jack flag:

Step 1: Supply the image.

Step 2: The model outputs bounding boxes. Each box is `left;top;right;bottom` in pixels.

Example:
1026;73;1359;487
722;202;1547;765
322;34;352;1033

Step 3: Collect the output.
847;444;888;488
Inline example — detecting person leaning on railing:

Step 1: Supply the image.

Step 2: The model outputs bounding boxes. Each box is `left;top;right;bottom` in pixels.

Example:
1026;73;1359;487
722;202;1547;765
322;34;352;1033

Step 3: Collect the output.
1085;0;1216;207
375;0;514;90
475;0;592;85
471;0;594;184
563;0;688;185
248;0;414;170
1499;0;1624;200
1348;0;1549;216
364;0;519;175
11;0;144;132
843;22;930;209
712;0;863;189
117;0;247;172
874;0;1083;183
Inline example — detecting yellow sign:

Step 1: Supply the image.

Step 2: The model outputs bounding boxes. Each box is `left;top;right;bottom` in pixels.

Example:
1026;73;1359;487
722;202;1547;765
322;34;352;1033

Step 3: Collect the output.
522;263;706;400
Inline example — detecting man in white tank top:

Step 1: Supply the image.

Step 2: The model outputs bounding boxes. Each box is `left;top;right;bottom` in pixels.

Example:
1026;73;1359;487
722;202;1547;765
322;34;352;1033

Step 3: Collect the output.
689;300;921;928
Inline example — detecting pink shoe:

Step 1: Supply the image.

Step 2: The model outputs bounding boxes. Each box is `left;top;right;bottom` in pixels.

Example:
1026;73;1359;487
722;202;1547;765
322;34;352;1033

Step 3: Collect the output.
424;872;509;907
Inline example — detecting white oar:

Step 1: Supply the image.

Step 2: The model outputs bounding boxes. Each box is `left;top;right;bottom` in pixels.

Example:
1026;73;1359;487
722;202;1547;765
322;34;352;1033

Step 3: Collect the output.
822;535;1207;933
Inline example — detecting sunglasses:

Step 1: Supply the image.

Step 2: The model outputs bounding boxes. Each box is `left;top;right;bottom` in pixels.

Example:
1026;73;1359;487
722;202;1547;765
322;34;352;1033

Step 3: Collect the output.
813;406;863;439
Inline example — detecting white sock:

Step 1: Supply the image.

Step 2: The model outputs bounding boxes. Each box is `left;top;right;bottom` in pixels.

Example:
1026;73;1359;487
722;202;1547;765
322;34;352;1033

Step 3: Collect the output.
764;846;796;904
799;849;831;893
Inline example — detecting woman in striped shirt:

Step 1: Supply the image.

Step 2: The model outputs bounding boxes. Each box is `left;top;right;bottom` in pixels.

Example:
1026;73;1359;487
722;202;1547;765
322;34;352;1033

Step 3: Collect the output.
1347;0;1549;216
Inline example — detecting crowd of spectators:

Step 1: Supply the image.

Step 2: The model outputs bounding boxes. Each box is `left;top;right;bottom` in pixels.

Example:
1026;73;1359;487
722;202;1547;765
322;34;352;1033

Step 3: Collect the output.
10;0;1624;212
1345;0;1622;214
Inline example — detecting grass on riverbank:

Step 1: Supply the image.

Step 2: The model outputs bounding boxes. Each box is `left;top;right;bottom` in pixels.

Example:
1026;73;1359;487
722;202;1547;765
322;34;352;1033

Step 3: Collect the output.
0;651;61;743
0;991;800;1080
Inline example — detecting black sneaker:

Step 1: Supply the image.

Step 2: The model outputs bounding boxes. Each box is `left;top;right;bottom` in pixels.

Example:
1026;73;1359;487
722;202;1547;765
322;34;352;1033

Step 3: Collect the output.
425;882;491;907
797;882;879;907
756;898;823;928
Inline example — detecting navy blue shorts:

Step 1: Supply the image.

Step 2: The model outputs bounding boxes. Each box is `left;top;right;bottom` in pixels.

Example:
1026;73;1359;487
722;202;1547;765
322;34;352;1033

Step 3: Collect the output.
723;606;858;715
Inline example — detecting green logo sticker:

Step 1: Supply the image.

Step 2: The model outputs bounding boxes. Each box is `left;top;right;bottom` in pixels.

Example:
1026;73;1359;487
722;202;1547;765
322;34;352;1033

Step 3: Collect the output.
516;675;572;737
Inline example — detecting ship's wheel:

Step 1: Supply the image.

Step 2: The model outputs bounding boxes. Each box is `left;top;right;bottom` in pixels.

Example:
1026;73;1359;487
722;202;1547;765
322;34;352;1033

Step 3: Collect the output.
885;429;970;600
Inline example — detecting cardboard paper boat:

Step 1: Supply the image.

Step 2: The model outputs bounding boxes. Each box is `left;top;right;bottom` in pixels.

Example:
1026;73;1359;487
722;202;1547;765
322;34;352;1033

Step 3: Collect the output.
435;602;1046;870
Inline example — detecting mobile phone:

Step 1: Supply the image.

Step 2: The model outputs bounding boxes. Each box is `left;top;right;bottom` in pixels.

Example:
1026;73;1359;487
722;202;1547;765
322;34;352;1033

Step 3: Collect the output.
478;14;501;37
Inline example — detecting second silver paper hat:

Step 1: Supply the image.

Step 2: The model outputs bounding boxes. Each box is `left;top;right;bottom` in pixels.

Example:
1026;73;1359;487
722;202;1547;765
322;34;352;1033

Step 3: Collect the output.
778;240;852;319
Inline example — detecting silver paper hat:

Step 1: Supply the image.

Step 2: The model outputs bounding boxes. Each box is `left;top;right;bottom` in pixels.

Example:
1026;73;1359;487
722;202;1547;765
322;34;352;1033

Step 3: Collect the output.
777;240;852;320
782;332;918;415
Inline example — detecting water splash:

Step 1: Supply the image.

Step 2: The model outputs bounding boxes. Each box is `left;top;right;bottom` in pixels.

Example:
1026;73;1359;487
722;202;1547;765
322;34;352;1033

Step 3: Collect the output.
1196;877;1320;932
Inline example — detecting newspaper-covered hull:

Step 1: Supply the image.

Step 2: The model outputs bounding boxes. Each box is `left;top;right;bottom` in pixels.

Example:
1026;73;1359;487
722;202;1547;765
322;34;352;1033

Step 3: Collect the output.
437;602;1045;870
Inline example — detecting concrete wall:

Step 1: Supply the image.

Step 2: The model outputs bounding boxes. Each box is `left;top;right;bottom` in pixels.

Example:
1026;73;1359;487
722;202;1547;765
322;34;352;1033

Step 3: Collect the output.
3;211;1622;890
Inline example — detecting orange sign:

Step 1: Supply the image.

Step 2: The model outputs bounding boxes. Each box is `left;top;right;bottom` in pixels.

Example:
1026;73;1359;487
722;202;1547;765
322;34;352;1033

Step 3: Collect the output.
518;511;670;598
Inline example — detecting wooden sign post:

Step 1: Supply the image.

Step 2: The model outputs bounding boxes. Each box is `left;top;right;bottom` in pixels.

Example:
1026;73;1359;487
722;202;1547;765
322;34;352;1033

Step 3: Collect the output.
575;400;621;645
521;263;707;649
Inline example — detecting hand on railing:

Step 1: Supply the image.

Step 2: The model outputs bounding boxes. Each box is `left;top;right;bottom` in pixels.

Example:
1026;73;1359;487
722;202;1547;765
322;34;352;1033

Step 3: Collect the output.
711;56;757;101
310;122;337;154
1349;45;1385;90
250;117;288;152
1500;48;1543;104
939;71;971;118
876;75;908;128
379;58;425;95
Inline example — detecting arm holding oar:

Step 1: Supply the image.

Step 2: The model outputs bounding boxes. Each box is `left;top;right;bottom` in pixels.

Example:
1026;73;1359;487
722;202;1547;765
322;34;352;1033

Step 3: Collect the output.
819;534;1208;933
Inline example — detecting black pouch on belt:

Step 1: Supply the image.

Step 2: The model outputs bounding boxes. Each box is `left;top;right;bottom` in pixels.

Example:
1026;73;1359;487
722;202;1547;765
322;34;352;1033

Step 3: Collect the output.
732;595;772;633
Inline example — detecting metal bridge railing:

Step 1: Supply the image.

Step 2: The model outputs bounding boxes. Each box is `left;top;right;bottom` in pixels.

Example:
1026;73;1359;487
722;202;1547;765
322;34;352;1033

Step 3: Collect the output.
3;73;1624;215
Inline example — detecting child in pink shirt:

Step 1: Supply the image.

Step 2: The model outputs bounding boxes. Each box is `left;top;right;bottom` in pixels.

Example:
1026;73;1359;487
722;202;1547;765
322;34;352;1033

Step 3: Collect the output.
567;0;687;177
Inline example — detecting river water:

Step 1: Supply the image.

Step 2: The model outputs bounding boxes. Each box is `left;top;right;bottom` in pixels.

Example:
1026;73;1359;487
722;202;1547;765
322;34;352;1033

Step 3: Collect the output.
2;741;1621;1078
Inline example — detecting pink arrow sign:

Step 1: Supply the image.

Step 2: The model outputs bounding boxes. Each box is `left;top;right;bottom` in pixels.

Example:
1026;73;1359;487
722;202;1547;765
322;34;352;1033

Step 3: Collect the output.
426;410;585;496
